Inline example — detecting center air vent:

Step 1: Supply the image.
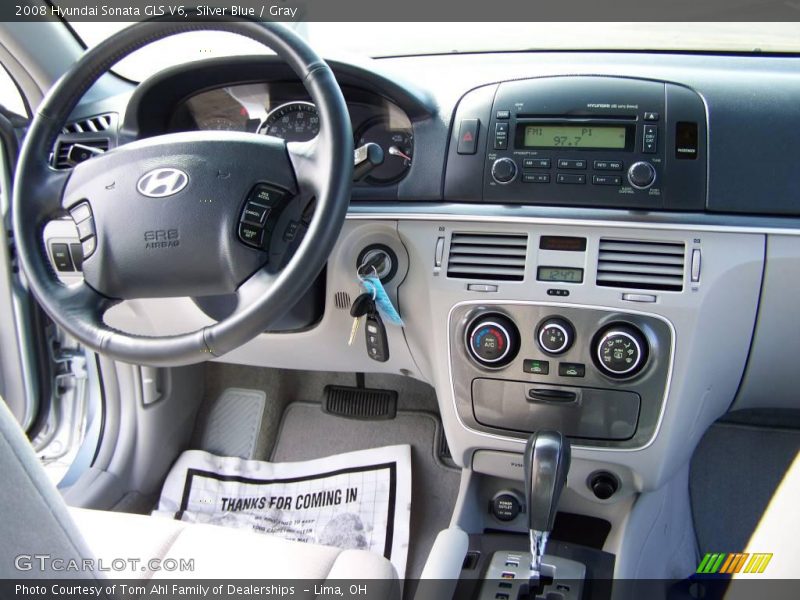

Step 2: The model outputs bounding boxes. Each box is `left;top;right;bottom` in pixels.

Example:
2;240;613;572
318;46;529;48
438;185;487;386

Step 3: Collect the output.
447;233;528;281
597;238;686;292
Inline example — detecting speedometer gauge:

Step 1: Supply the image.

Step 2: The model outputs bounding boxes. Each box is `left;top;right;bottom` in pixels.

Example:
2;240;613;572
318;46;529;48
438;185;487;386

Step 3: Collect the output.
261;101;320;142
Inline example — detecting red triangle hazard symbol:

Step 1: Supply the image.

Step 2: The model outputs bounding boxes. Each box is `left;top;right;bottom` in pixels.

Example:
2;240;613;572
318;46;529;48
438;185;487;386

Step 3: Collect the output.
462;131;474;142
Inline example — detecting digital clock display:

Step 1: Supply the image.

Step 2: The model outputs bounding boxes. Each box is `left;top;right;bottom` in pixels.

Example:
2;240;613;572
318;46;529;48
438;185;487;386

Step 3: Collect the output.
523;125;627;149
537;266;584;284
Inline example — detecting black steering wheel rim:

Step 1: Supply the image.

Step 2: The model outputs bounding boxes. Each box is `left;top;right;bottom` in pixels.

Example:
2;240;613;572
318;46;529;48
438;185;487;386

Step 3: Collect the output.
13;19;353;366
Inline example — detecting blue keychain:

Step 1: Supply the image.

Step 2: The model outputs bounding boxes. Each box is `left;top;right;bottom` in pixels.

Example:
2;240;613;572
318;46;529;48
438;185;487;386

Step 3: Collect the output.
361;275;404;327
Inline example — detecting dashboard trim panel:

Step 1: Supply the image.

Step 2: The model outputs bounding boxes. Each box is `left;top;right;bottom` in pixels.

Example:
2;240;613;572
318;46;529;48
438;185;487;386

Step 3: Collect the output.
346;209;800;236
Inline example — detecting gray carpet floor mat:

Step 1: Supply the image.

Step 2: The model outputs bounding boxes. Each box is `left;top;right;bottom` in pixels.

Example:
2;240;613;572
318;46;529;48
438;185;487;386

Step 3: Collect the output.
690;421;800;554
272;402;461;580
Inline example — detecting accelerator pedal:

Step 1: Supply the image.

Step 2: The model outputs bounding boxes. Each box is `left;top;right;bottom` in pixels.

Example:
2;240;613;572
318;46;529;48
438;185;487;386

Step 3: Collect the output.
323;375;397;420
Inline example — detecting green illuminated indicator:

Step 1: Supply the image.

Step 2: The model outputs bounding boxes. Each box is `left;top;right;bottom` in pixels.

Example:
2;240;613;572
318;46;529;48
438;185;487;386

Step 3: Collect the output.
524;125;626;149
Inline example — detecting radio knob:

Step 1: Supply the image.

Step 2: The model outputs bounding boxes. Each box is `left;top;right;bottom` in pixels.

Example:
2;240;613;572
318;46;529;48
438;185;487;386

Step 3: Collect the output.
491;158;518;184
627;161;656;189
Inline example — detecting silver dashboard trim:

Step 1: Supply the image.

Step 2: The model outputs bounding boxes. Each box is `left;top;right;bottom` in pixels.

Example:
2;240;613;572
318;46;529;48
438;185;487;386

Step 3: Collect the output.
445;299;677;454
345;211;800;236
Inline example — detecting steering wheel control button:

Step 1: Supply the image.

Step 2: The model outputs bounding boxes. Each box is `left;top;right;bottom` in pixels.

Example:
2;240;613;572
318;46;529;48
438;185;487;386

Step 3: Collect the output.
69;244;84;271
69;202;92;224
466;313;520;368
490;492;523;522
250;184;288;205
537;317;575;355
50;243;74;272
491;158;517;184
81;236;96;259
594;324;649;378
523;359;549;375
75;218;95;241
239;184;292;250
456;118;480;155
238;223;265;248
242;202;271;225
627;161;657;189
558;362;586;378
283;221;300;242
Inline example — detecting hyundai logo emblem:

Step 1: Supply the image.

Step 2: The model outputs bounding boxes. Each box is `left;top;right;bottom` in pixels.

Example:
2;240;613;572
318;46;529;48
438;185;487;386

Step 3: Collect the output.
136;168;189;198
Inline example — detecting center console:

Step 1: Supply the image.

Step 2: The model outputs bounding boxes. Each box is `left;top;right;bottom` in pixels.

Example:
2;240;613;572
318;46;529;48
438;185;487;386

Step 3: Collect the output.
450;302;672;449
445;75;707;210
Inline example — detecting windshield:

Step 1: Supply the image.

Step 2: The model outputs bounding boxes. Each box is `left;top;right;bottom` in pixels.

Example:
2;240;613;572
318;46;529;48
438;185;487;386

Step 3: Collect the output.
70;22;800;82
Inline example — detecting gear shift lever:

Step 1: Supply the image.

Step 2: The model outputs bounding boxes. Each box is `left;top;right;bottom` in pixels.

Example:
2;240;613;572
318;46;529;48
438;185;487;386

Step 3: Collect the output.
523;430;571;578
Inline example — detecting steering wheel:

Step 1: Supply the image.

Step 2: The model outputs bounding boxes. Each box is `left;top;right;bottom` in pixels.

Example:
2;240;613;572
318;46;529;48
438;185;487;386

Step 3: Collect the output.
13;20;353;367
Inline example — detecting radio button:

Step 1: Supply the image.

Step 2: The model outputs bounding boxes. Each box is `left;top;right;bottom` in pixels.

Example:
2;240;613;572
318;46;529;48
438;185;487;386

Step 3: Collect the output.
556;173;586;185
557;159;587;170
523;173;550;184
592;175;622;186
494;122;510;150
593;160;623;171
523;158;551;169
643;124;658;153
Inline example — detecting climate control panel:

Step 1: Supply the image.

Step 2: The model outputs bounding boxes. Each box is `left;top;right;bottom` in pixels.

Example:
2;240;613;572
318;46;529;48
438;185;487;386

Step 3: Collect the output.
450;303;673;449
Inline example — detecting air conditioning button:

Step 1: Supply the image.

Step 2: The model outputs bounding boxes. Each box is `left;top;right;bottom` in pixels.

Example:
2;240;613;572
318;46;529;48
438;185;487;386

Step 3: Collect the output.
466;313;520;368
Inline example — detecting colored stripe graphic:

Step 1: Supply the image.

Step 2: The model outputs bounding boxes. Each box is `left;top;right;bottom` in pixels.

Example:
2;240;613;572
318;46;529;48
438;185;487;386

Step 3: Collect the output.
697;552;773;574
744;553;773;573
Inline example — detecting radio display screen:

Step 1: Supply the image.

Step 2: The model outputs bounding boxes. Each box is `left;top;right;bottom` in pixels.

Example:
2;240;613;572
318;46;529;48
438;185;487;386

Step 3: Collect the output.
537;266;584;284
523;125;627;149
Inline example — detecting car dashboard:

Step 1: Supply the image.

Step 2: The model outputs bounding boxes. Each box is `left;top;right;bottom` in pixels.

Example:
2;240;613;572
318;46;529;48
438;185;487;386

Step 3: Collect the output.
43;50;800;539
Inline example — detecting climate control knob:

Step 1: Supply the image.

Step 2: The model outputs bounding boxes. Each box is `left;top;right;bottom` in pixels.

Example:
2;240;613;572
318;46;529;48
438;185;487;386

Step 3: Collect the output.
466;313;520;368
593;324;649;378
491;158;518;184
536;317;575;355
627;161;656;189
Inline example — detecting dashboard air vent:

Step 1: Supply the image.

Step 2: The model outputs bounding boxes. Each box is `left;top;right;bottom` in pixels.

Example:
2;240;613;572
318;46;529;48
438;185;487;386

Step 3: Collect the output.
53;139;109;169
597;238;686;291
447;232;528;281
61;114;113;135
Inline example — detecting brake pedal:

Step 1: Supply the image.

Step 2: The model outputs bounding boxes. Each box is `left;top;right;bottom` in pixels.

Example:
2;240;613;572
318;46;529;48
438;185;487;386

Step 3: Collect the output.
323;385;397;420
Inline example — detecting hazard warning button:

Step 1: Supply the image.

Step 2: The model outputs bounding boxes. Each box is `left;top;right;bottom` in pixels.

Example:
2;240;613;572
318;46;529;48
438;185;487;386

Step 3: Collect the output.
457;118;480;155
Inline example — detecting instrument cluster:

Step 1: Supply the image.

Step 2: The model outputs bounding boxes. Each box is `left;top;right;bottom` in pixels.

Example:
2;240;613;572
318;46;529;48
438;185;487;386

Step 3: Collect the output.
169;82;415;185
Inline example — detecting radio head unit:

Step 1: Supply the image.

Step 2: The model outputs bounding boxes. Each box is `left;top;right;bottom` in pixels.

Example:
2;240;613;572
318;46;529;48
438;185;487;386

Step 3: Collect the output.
445;76;707;211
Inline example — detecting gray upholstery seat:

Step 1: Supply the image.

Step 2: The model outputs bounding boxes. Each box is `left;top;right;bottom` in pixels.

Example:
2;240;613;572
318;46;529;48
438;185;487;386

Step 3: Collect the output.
0;401;398;589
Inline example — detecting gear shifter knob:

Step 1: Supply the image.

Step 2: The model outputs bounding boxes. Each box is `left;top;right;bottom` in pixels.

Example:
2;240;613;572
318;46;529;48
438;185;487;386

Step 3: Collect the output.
524;430;571;534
